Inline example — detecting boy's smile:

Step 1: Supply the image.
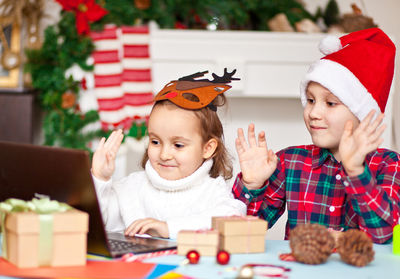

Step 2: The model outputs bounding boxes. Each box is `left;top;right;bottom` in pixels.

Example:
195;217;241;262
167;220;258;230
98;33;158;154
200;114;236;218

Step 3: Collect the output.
309;125;327;130
303;82;359;160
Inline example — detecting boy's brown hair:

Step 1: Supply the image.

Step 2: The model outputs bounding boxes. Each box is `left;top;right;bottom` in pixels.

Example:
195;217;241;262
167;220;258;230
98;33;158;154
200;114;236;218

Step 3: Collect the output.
141;95;233;180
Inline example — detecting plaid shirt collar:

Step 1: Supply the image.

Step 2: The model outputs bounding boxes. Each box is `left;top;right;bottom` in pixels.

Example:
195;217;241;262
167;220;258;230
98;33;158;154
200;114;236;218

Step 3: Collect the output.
311;146;339;169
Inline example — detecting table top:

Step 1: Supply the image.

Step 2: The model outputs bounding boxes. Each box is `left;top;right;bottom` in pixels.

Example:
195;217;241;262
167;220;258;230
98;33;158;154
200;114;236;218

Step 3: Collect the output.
0;239;399;279
145;239;400;279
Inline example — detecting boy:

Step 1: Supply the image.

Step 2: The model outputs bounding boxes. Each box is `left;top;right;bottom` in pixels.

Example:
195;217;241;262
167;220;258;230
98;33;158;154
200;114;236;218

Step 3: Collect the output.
233;28;400;244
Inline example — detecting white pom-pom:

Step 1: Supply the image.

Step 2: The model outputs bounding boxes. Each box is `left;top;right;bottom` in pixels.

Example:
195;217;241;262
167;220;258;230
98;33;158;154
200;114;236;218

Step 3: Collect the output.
319;35;342;55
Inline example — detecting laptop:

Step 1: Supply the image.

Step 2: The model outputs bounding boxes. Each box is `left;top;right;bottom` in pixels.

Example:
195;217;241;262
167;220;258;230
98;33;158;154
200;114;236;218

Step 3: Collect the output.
0;141;177;258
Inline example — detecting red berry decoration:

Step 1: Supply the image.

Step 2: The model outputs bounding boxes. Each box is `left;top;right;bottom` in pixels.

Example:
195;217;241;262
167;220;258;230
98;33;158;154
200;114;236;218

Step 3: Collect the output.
186;250;200;264
216;250;230;265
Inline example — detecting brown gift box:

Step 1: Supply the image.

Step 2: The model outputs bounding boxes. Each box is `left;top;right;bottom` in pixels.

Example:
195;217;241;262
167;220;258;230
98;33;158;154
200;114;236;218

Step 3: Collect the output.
177;229;219;256
3;209;89;268
212;216;268;254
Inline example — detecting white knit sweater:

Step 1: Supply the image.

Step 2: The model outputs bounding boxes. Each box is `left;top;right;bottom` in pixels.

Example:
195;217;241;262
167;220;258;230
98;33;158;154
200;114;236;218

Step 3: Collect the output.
93;159;246;238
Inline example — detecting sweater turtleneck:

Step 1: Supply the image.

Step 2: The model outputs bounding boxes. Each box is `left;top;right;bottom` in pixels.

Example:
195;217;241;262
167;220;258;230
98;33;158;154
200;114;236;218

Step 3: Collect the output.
145;159;213;192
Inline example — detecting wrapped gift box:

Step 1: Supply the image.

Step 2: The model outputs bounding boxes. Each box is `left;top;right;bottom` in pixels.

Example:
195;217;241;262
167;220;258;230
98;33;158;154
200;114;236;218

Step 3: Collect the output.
177;230;219;256
212;216;268;254
3;209;89;268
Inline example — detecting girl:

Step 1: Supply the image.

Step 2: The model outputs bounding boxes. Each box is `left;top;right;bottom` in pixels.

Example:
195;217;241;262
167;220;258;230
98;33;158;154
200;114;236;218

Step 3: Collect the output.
92;69;246;239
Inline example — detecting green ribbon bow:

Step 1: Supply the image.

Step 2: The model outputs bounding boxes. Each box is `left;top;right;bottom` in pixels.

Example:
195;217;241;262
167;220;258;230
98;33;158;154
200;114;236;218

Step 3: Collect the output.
0;196;71;265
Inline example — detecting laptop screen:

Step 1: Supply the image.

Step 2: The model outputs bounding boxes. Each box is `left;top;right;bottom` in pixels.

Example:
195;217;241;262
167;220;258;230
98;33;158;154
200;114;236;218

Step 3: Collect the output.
0;141;112;257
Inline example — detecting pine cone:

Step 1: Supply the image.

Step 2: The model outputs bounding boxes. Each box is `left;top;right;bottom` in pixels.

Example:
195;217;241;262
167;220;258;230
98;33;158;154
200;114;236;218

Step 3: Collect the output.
337;229;374;267
340;14;377;33
289;223;335;265
134;0;151;10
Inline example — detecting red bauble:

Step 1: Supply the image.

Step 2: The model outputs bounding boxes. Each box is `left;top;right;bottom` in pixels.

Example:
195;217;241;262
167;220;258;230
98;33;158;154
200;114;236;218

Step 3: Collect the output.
216;250;230;265
186;250;200;264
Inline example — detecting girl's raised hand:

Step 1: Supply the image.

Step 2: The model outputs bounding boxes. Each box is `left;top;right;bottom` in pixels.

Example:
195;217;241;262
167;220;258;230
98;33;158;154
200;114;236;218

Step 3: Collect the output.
339;110;386;177
92;129;124;181
235;123;278;190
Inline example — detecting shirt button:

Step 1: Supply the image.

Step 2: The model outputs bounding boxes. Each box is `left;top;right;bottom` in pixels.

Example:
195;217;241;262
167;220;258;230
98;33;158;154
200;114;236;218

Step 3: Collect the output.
335;174;341;180
343;181;349;186
244;194;250;199
329;206;335;212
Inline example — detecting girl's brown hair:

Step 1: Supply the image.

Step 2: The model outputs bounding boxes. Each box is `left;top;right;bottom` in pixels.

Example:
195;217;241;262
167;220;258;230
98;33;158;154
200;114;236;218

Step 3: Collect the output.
141;95;233;180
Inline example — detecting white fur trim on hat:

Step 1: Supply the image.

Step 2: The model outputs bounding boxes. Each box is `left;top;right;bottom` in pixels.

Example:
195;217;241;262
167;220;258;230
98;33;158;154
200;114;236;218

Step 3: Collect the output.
300;59;380;121
319;35;342;55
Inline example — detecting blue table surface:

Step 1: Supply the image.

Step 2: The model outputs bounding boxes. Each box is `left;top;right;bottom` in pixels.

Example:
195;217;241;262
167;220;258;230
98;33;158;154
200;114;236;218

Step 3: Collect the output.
1;239;399;279
144;239;400;279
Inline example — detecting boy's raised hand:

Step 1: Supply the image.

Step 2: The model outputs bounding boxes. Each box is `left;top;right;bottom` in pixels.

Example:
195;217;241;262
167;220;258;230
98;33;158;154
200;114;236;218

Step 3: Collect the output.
92;129;124;181
235;123;278;190
339;110;386;177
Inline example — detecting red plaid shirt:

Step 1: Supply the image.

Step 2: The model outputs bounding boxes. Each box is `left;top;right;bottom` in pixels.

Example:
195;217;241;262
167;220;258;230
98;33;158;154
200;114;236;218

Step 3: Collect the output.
232;145;400;243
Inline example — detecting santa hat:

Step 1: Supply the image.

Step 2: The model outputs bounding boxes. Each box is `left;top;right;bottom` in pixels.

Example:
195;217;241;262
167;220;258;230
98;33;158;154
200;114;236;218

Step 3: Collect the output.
300;28;396;121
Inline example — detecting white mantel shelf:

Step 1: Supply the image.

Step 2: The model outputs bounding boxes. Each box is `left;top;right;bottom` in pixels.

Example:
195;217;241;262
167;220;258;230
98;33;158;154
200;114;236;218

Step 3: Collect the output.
150;25;327;98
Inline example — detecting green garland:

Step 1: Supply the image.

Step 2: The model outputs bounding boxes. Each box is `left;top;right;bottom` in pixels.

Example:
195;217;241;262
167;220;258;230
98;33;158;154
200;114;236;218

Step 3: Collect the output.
92;0;314;31
25;12;102;152
25;0;321;152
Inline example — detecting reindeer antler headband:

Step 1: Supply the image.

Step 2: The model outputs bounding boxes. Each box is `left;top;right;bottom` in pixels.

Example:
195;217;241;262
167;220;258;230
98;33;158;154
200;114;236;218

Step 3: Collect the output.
154;68;240;110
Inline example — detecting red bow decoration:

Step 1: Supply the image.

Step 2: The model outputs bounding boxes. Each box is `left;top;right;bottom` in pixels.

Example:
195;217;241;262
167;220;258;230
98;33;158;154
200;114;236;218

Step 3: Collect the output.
56;0;108;35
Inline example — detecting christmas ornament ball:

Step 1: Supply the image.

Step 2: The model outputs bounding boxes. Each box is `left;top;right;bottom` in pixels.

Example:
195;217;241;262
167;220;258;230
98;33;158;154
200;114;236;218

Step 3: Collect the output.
186;250;200;264
216;250;230;265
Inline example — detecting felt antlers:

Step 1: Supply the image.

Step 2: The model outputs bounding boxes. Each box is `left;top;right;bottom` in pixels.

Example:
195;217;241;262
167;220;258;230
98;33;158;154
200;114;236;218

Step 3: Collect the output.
154;68;240;110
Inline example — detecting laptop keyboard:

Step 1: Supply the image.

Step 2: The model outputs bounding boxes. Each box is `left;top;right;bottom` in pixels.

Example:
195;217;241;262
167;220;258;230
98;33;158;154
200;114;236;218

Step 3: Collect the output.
108;239;153;254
